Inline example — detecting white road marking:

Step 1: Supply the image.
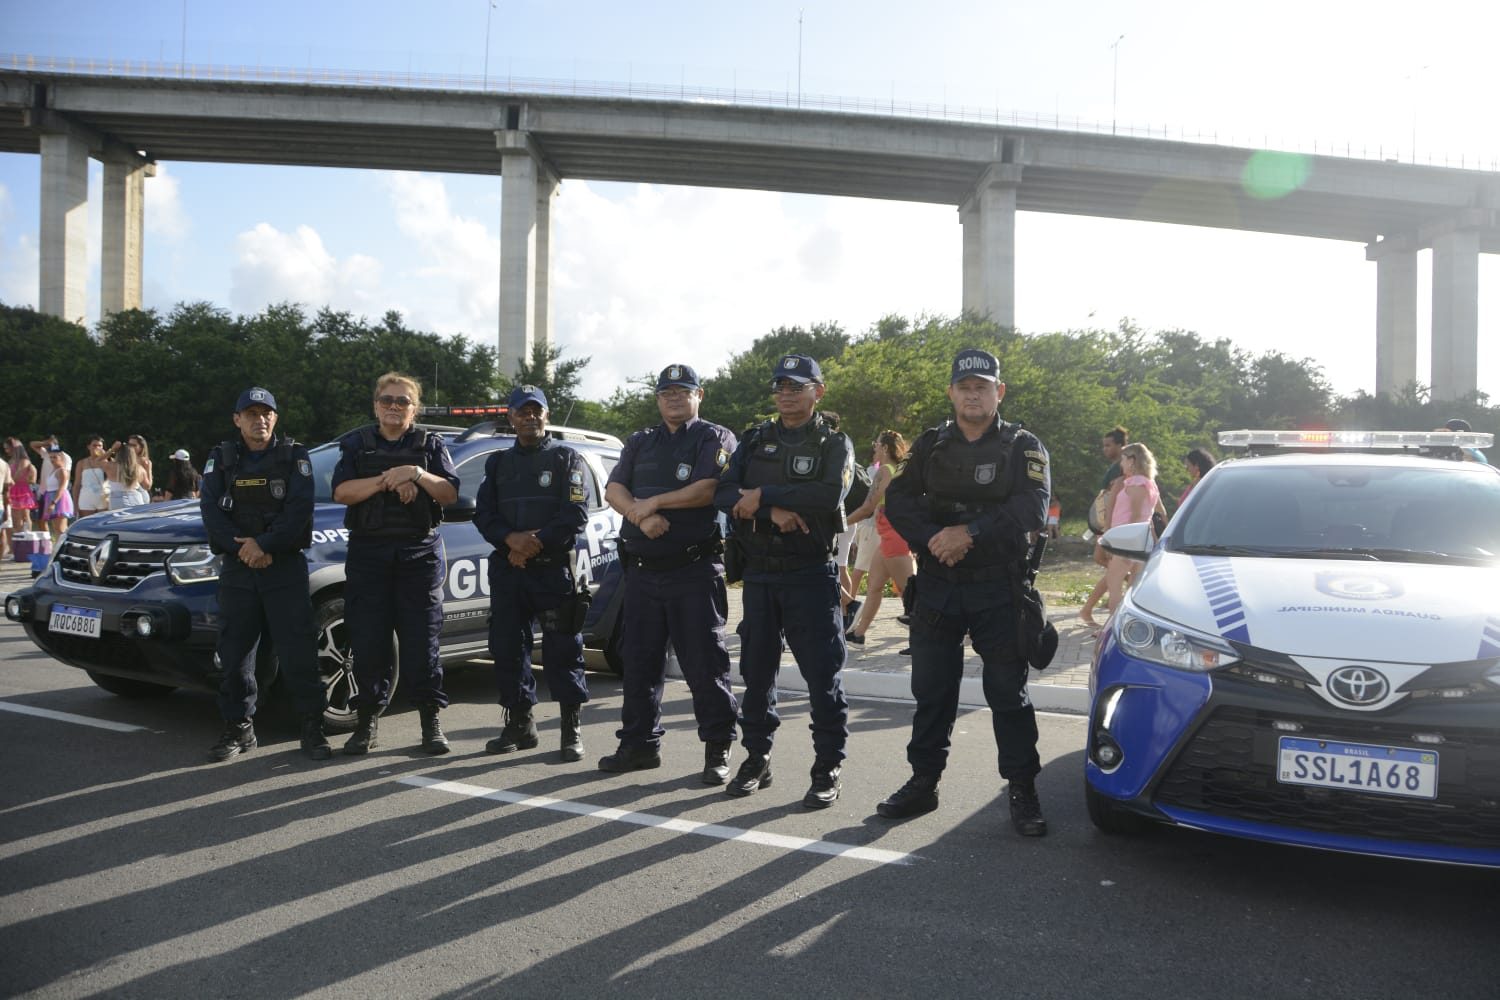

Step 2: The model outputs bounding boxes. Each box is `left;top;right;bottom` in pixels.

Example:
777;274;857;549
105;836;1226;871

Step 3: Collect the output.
398;775;914;866
0;700;152;732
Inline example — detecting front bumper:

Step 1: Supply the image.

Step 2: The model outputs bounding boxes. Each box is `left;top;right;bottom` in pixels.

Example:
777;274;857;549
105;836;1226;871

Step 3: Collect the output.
1086;639;1500;866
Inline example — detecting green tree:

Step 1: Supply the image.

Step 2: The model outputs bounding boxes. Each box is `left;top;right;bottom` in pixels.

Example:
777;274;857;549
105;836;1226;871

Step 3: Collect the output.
506;341;591;421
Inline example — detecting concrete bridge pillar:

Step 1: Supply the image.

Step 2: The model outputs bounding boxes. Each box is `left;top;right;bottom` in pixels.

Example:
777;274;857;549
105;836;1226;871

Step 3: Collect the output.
39;131;90;323
960;163;1022;328
1430;228;1480;402
497;128;555;380
101;150;153;319
1366;239;1418;396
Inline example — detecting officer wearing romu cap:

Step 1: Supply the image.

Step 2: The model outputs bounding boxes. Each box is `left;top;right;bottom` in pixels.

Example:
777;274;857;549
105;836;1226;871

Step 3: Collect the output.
714;353;854;807
476;384;592;761
879;348;1053;836
598;363;741;782
201;386;329;762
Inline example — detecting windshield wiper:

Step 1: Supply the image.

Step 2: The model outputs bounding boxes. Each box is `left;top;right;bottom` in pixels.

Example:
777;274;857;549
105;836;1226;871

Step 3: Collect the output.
1173;544;1286;557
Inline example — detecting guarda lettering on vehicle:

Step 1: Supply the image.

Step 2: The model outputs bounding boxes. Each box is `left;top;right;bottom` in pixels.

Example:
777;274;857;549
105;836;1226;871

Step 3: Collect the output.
1274;605;1441;621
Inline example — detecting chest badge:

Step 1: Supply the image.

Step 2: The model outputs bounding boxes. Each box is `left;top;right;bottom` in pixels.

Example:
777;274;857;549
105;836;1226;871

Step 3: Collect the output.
538;470;553;487
270;480;286;499
792;455;815;475
974;463;997;485
761;443;779;456
676;463;692;481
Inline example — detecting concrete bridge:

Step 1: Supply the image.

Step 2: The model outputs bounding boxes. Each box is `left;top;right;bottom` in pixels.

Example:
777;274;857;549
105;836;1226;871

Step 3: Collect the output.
2;68;1496;399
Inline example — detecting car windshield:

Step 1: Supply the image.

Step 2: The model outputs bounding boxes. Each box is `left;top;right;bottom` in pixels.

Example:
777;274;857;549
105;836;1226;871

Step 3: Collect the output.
1169;461;1500;565
308;443;342;503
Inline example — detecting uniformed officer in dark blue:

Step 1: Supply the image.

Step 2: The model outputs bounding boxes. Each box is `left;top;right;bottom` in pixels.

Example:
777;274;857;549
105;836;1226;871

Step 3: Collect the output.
475;384;591;762
598;363;740;783
879;348;1052;836
331;373;459;756
201;387;328;762
714;354;854;808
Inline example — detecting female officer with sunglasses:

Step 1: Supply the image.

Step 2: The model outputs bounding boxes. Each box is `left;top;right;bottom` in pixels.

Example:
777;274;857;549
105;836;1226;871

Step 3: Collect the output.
332;372;460;756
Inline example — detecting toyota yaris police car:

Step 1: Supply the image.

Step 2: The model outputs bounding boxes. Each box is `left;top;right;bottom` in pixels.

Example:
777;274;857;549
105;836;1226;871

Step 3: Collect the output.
5;419;629;731
1085;430;1500;867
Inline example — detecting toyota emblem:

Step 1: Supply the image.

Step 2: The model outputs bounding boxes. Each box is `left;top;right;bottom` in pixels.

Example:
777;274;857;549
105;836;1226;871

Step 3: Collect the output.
1326;666;1390;706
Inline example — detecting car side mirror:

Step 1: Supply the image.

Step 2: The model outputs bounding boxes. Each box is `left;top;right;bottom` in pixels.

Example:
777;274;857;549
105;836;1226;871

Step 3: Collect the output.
1101;521;1156;560
444;495;478;524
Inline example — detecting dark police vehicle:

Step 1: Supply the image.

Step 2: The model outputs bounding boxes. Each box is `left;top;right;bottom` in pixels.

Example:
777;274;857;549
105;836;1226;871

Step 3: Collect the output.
5;410;628;731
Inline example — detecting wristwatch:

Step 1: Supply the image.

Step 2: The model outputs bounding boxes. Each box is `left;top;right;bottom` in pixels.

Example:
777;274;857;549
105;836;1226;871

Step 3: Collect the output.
966;522;981;538
411;467;422;484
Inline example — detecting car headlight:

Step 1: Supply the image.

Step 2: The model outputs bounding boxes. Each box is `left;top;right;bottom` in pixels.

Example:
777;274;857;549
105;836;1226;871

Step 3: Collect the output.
1113;600;1240;672
166;544;222;585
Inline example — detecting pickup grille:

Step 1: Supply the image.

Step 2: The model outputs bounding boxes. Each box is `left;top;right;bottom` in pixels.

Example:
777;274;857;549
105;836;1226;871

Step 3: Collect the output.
55;535;175;590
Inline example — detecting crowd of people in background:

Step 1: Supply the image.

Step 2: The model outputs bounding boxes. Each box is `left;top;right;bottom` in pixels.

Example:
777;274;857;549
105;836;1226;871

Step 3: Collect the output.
0;433;202;560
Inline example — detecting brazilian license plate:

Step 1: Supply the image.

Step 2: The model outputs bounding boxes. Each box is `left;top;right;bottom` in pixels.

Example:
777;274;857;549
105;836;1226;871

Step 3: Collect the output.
48;604;103;639
1277;736;1438;800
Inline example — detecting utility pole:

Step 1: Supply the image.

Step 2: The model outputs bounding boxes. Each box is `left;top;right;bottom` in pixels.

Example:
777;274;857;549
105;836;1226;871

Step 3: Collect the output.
483;1;496;91
1110;34;1124;135
797;9;804;108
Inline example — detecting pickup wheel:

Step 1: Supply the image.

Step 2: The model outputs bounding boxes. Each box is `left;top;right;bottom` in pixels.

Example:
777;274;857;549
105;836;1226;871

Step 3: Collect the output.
314;594;397;733
85;670;175;698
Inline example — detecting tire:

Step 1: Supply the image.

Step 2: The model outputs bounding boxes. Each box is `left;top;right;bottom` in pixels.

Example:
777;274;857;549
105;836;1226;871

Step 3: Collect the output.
312;593;396;733
602;616;625;676
1085;778;1153;835
85;670;175;698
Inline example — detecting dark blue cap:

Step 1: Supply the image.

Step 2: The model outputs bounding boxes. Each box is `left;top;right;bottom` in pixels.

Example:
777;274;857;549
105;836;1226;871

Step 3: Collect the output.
508;384;549;411
235;386;278;412
950;348;999;384
656;364;701;391
770;354;822;385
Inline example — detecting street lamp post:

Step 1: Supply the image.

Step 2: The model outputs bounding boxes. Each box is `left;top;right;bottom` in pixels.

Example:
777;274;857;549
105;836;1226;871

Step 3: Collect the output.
483;1;496;91
1110;34;1125;136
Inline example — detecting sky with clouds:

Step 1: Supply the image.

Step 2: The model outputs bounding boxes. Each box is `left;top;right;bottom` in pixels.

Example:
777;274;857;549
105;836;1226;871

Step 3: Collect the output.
1;0;1497;401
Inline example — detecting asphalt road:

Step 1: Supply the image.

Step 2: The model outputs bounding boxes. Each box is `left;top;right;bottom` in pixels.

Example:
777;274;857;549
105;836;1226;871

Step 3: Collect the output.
1;617;1497;1000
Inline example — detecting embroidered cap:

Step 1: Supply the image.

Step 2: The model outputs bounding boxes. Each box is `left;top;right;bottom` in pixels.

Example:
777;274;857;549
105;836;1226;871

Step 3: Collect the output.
234;387;279;412
950;348;1000;384
656;364;701;391
508;384;549;411
770;354;822;385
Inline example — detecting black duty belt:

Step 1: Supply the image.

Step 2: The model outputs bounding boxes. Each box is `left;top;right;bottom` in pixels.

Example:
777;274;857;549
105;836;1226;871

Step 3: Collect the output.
744;553;833;574
623;539;723;573
918;557;1012;584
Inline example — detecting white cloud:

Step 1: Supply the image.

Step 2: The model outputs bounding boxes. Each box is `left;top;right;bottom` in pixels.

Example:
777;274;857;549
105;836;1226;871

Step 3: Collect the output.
0;183;38;307
145;163;189;242
378;172;500;335
229;222;383;314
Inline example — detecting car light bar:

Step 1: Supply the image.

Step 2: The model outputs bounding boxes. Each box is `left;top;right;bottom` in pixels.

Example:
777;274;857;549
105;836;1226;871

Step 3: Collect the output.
418;404;509;418
1218;429;1493;450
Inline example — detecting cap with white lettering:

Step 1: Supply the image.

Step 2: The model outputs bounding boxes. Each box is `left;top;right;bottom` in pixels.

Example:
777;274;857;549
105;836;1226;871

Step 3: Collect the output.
950;348;999;384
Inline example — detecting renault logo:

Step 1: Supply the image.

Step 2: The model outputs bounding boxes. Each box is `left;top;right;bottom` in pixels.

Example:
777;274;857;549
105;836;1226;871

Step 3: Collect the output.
90;536;116;582
1327;666;1390;706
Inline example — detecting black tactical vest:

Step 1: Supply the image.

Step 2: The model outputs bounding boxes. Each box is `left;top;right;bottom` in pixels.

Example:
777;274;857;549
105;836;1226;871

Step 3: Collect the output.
737;415;840;563
620;423;720;553
924;421;1019;525
489;442;573;552
216;436;311;549
344;427;439;539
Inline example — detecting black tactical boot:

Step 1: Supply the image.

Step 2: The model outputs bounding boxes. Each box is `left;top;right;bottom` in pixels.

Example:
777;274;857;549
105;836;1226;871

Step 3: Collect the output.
299;714;332;760
486;706;538;754
598;743;662;773
419;704;450;755
559;704;584;762
877;773;940;819
208;720;256;762
701;740;733;785
725;752;772;798
1007;779;1048;837
803;758;843;809
343;708;379;756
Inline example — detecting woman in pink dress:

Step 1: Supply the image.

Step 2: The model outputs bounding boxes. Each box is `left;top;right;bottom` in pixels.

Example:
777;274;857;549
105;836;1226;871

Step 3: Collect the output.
7;438;36;533
1104;443;1161;615
847;431;918;647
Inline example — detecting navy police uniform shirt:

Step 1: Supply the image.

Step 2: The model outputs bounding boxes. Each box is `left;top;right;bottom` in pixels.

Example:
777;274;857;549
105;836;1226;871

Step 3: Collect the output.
885;415;1050;612
609;416;736;558
329;425;460;533
200;434;315;568
474;437;589;557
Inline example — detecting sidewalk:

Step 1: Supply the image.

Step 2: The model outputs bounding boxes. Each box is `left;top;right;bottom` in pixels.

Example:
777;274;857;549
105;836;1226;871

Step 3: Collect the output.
3;555;1098;714
699;587;1096;715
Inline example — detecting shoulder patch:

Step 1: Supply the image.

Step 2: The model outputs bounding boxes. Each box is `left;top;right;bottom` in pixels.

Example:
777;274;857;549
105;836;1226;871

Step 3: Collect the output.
715;448;729;469
568;469;584;486
1026;459;1047;482
203;457;215;474
297;459;312;477
569;486;586;502
1024;449;1046;462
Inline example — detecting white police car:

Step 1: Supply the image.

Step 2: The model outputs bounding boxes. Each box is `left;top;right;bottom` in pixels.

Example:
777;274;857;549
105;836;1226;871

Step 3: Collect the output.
5;415;629;732
1085;430;1500;867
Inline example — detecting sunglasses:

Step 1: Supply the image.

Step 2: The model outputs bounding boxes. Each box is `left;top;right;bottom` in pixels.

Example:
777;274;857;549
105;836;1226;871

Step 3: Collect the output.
377;395;414;408
770;381;813;395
